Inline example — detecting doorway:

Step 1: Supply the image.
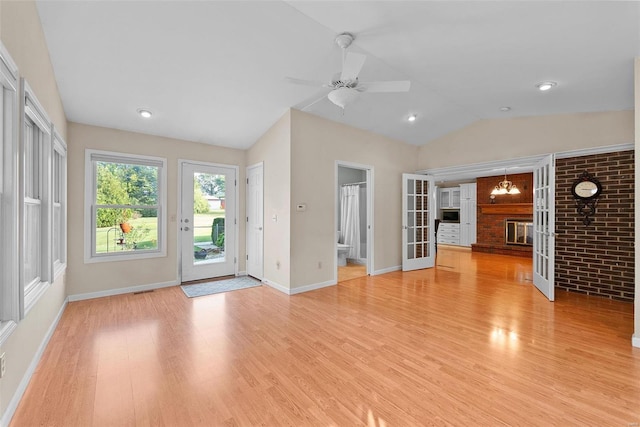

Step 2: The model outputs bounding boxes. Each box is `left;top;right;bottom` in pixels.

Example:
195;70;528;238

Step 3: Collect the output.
336;162;373;282
421;155;555;300
180;161;237;282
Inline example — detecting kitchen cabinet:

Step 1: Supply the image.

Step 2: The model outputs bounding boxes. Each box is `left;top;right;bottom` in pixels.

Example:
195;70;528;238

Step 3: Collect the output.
439;187;461;209
437;222;460;245
459;183;477;247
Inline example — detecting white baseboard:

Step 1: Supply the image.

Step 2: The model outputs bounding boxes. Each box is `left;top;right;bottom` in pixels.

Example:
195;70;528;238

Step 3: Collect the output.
373;265;401;275
262;278;289;294
236;271;247;277
633;334;640;348
1;297;68;427
68;279;179;302
262;278;337;295
290;280;336;295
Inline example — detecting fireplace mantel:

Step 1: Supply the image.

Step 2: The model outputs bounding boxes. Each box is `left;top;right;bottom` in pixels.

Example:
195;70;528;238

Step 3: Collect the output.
478;203;533;215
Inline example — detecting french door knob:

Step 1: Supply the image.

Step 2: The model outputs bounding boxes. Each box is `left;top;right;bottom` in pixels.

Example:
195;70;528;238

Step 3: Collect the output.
184;226;190;231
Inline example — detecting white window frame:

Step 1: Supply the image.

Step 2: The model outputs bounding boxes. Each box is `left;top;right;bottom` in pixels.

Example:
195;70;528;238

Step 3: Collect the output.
52;130;67;279
84;149;167;263
21;80;52;316
0;43;19;343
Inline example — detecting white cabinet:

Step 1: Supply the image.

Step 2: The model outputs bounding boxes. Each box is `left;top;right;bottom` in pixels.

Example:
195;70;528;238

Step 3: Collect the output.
459;183;477;247
439;188;461;209
437;223;460;245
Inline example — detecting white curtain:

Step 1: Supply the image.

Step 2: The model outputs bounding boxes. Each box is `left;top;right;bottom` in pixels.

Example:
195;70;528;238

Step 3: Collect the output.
340;184;360;259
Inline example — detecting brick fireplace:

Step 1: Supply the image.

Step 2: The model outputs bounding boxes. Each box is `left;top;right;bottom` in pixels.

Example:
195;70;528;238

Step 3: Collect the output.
472;173;533;257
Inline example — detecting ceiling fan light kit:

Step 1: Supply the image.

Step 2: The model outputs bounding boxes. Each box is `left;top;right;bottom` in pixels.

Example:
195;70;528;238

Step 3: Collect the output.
327;87;359;109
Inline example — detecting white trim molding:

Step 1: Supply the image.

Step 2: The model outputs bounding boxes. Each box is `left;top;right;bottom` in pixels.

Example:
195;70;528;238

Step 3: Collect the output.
633;334;640;349
261;278;289;295
418;143;634;182
262;278;336;295
290;280;336;295
84;149;168;264
68;279;179;302
373;265;401;276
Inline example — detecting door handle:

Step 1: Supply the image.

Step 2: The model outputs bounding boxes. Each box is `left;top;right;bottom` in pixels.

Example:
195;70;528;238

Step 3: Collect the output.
258;227;263;231
183;226;190;231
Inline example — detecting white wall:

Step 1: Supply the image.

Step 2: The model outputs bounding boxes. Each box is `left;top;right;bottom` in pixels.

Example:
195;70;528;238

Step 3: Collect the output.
245;111;291;289
290;109;419;289
418;110;633;169
67;123;246;297
0;0;68;421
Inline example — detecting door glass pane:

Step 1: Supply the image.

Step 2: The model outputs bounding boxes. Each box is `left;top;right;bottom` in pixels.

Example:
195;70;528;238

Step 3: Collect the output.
193;172;226;265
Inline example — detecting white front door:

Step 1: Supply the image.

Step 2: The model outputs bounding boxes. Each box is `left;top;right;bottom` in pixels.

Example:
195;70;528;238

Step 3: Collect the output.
533;154;555;301
402;174;435;271
180;162;236;282
246;163;264;279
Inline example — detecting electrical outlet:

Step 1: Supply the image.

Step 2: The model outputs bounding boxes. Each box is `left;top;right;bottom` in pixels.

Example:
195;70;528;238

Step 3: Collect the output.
0;353;5;378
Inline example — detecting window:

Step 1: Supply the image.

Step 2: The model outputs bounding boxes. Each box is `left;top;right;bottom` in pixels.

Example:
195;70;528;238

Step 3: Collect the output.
0;43;19;342
85;150;167;262
52;132;67;277
23;81;52;314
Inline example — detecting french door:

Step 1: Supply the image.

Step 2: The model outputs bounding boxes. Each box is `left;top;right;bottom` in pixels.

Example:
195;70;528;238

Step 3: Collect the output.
246;163;263;279
402;174;435;271
533;154;555;301
180;161;236;282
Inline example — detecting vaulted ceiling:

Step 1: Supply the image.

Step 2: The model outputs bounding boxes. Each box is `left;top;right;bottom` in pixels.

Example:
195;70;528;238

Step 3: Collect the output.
36;1;639;149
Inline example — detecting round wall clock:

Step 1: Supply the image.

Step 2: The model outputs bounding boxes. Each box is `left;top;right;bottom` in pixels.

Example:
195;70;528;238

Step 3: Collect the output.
571;178;602;200
571;171;602;225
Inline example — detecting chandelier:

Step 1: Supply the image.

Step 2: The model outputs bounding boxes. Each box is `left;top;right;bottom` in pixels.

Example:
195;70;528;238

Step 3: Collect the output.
491;171;521;195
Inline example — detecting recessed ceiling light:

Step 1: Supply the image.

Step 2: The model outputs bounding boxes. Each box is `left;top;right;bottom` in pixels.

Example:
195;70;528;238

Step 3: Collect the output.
407;114;417;122
137;109;152;118
499;107;511;112
536;81;557;91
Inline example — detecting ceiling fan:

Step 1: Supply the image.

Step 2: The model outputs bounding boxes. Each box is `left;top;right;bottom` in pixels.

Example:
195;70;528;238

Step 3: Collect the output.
286;32;411;110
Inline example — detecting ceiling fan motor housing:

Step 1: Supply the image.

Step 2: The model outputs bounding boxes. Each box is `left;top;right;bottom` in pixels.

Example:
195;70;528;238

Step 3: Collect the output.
335;32;354;49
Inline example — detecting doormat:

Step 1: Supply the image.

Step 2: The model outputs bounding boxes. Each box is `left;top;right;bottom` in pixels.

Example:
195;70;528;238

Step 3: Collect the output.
180;276;261;298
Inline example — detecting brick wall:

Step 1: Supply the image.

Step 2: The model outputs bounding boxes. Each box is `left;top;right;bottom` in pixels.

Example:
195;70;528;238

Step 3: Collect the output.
555;150;634;302
473;173;533;257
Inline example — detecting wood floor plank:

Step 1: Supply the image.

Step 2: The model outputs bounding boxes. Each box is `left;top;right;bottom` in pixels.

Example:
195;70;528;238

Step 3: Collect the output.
9;248;640;426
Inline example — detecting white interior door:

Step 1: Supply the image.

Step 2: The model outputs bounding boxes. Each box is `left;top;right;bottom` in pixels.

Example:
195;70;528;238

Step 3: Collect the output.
533;154;555;301
180;162;236;282
246;163;263;279
402;174;435;271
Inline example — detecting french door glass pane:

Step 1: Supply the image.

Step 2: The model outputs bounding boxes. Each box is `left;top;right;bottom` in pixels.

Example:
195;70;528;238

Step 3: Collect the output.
193;172;226;265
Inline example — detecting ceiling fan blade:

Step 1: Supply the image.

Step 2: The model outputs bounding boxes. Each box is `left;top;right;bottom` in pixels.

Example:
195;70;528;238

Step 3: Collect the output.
295;88;331;111
358;80;411;93
285;76;325;87
340;52;366;82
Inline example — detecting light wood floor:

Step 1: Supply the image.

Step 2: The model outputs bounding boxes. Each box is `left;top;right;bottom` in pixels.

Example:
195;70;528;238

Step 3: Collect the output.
11;248;639;426
338;261;367;282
